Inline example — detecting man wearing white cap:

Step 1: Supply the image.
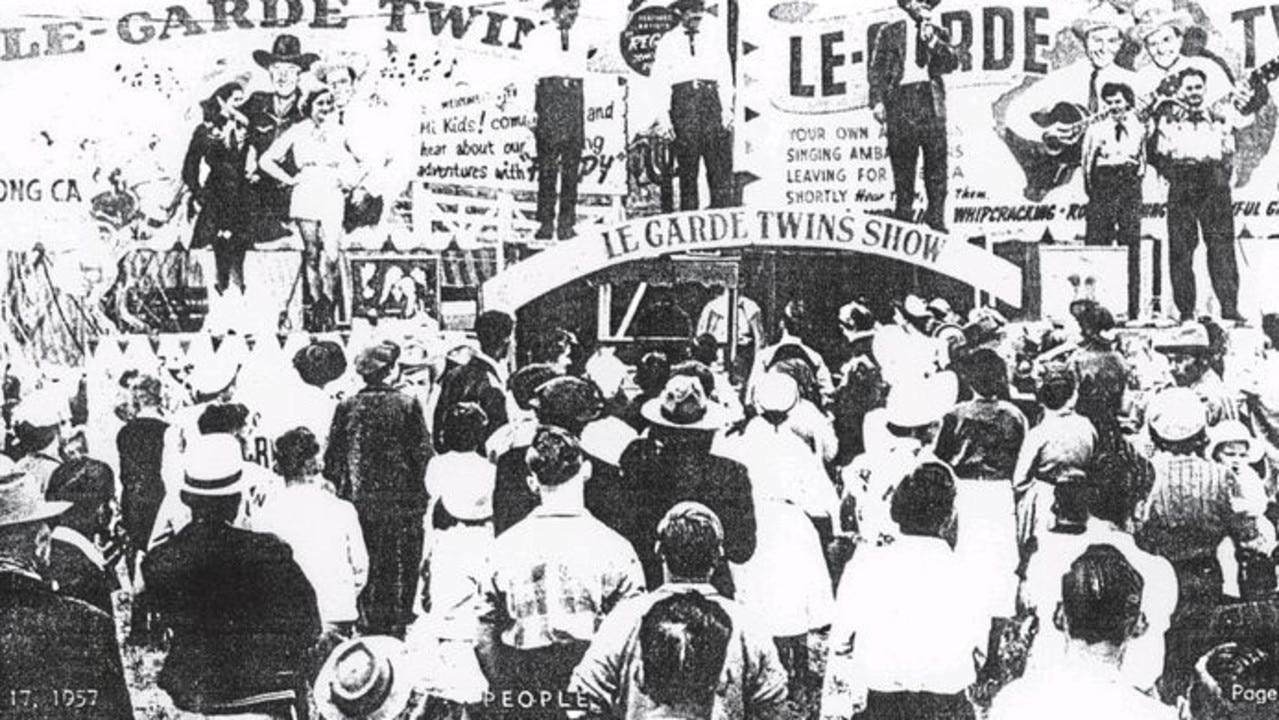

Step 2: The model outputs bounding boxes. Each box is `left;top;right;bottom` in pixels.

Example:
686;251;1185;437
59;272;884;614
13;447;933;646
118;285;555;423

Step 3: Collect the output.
0;470;134;718
11;389;69;495
1004;2;1137;199
142;434;321;714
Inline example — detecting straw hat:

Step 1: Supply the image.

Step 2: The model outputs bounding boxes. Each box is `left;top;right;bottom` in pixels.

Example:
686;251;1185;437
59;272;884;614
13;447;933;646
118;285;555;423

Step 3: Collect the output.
0;471;70;527
181;434;248;496
315;636;415;720
1071;2;1133;40
641;375;728;431
1146;387;1207;443
1129;0;1193;44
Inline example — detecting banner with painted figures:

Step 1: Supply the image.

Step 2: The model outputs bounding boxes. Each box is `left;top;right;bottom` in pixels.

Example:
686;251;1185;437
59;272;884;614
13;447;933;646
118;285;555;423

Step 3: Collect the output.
740;0;1279;243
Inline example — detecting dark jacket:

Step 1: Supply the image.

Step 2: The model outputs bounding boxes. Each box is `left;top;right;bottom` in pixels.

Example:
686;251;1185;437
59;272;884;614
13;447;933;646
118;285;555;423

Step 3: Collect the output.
619;433;757;592
0;570;133;719
182;121;251;251
433;355;509;450
325;384;432;517
48;530;116;616
242;91;304;158
116;416;168;548
142;521;321;709
868;19;961;120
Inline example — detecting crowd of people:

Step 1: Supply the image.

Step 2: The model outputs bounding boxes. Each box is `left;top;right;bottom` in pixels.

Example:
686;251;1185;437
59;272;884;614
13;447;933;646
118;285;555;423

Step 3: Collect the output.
3;294;1279;719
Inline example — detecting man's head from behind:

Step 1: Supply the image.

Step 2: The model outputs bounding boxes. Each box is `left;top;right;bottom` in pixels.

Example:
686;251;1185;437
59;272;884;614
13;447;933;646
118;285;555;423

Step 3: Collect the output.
890;461;956;538
639;591;732;711
525;425;588;494
0;471;69;574
475;310;514;360
1054;544;1146;650
1184;643;1279;720
656;502;724;583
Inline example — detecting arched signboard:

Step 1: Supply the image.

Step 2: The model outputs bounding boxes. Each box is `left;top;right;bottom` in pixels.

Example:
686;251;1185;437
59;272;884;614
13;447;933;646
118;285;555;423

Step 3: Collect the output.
480;208;1023;312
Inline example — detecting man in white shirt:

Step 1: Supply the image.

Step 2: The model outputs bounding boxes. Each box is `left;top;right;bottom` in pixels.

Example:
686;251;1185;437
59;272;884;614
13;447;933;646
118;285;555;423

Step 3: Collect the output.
989;545;1176;720
1003;3;1136;200
527;0;592;240
824;462;990;720
651;0;735;210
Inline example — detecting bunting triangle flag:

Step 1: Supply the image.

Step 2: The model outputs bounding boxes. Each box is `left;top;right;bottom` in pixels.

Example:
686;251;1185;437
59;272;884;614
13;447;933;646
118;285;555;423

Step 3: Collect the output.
245;335;258;352
116;338;129;354
210;334;224;353
743;41;758;55
745;107;759;122
87;338;100;356
277;334;289;350
147;336;161;355
178;339;193;355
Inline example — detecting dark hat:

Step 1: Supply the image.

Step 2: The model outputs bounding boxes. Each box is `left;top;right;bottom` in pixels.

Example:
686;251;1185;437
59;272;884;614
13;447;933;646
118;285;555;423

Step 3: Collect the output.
641;376;728;431
509;363;563;409
253;34;319;70
46;458;114;513
533;376;603;429
355;341;401;380
293;341;348;387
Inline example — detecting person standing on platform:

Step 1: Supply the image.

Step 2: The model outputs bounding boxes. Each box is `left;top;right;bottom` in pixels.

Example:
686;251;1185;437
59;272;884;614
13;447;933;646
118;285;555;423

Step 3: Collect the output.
869;0;962;231
324;342;431;638
1148;66;1246;323
527;0;592;241
243;34;317;245
652;0;736;211
1082;82;1147;320
259;87;363;332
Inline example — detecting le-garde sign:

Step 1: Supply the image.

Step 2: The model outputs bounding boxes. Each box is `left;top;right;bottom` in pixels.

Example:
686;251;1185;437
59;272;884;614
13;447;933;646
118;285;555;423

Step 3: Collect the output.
480;208;1023;311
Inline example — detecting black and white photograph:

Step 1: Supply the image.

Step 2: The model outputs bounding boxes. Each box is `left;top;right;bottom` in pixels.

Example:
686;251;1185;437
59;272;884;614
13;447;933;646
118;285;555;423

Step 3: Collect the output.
4;0;1279;718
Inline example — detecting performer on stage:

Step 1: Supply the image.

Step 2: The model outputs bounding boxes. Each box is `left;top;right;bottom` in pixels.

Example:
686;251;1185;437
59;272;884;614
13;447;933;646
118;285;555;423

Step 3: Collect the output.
258;88;363;332
1149;67;1244;322
318;55;396;236
181;82;251;328
869;0;962;232
242;34;318;246
651;0;736;211
1001;4;1136;200
1082;82;1146;319
526;0;592;241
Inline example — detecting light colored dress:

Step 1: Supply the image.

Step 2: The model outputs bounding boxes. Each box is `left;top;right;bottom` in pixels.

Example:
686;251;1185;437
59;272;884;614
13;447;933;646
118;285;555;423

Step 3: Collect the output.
263;120;359;252
719;418;837;638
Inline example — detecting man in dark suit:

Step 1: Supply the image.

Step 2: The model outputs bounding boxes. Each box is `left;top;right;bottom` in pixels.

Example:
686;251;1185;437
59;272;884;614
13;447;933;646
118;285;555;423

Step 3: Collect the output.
143;435;321;714
870;0;961;232
242;34;318;245
45;458;120;615
324;341;432;637
433;310;514;450
0;470;133;719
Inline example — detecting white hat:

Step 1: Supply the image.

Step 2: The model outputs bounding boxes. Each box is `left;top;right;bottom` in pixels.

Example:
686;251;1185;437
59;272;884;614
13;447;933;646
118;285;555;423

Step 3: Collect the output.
1147;388;1207;443
13;389;68;428
1129;0;1193;43
754;372;799;414
188;356;240;399
1207;420;1263;465
182;434;248;496
0;470;70;527
1071;2;1132;39
885;371;958;428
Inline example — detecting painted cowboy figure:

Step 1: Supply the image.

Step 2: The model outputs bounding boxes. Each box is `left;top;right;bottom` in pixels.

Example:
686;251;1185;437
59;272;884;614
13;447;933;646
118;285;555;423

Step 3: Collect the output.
243;34;319;246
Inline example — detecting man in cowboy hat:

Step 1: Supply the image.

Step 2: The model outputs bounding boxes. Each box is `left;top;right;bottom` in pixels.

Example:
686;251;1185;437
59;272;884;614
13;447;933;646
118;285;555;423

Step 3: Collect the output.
870;0;963;231
619;375;757;595
1155;322;1244;425
143;434;321;714
325;341;431;638
1003;2;1137;199
243;33;319;244
0;470;134;718
524;0;596;240
652;0;737;211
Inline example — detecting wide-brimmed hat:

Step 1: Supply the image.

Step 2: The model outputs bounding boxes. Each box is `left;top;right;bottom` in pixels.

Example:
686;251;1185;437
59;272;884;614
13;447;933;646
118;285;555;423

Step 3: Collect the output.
1071;2;1132;40
1207;420;1263;464
642;375;728;431
1129;0;1193;44
1147;387;1207;443
182;434;248;496
0;471;70;527
885;371;958;429
188;356;240;399
315;52;368;84
293;341;347;387
1154;323;1210;354
253;34;319;70
316;636;414;720
902;295;931;321
13;389;68;429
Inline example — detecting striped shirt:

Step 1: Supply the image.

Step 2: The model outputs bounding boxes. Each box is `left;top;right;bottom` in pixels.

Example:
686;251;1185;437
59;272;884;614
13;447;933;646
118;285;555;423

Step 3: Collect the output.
483;507;644;650
1138;453;1241;564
